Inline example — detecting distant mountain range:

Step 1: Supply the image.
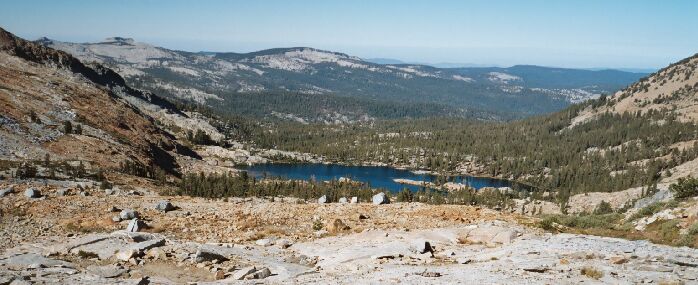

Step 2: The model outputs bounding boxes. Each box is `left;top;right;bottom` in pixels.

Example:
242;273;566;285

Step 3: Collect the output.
37;37;648;122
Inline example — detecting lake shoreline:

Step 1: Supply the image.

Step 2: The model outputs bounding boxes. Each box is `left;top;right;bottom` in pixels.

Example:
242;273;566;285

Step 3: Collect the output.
237;161;536;193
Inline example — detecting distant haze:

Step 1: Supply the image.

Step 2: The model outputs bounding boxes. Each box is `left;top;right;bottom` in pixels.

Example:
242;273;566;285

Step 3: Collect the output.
1;0;696;69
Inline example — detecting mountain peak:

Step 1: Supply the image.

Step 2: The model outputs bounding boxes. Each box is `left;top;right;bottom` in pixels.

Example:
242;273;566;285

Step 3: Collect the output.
103;37;135;45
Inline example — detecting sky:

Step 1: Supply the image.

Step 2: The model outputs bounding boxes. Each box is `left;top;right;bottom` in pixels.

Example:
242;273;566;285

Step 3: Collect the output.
1;0;696;69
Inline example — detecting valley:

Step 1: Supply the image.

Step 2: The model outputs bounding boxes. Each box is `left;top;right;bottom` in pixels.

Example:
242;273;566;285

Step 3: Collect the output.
0;10;697;284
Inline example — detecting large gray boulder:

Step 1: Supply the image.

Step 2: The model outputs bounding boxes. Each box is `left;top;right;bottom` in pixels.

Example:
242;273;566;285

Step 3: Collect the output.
119;209;139;220
155;200;175;212
24;188;41;198
318;195;328;204
126;219;146;232
338;197;348;204
372;192;389;205
350;197;358;203
232;266;257;280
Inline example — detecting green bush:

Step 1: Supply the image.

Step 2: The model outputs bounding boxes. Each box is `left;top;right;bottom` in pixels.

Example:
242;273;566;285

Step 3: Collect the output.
538;214;623;231
670;177;698;199
593;200;613;215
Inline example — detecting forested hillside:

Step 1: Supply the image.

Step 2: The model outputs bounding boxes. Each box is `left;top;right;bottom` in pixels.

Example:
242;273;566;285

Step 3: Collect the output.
252;53;698;206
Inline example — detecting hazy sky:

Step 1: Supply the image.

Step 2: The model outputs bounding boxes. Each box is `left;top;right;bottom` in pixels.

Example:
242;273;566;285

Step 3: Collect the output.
1;0;696;69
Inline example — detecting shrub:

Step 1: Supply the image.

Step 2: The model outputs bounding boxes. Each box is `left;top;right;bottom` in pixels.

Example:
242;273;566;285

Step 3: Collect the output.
581;266;604;279
396;188;413;202
63;121;73;134
312;219;323;231
593;200;613;215
670;177;698;199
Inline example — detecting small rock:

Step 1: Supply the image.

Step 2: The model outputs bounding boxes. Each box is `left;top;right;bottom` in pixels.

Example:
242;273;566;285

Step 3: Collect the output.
314;230;328;238
410;240;435;257
104;189;115;195
350;197;358;203
56;188;69;196
112;216;122;222
115;249;138;261
276;239;293;249
86;264;127;278
108;206;120;213
193;249;228;263
255;239;273;247
24;188;41;198
457;257;472;264
155;200;175;212
215;270;226;280
372;192;389;205
126;219;146;232
232;266;257;280
417;271;442;277
318;195;328;204
120;209;139;220
0;186;14;197
610;256;628;265
145;248;166;260
358;214;369;220
248;267;271;279
338;197;348;204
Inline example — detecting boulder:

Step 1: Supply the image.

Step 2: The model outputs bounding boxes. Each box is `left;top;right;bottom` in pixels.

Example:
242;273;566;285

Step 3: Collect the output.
248;267;272;279
145;248;166;260
410;239;435;256
0;186;14;197
318;195;328;204
350;197;358;203
80;191;90;197
56;188;70;197
338;197;348;204
231;266;257;280
372;192;389;205
120;209;139;220
255;238;273;247
126;219;146;232
115;249;138;261
24;188;41;198
193;249;229;263
155;200;175;212
115;238;165;261
276;239;293;249
460;226;518;245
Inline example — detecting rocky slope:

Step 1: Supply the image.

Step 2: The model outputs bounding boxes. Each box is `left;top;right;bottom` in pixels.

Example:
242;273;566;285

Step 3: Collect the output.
565;53;698;210
0;28;184;174
1;184;696;284
38;37;645;121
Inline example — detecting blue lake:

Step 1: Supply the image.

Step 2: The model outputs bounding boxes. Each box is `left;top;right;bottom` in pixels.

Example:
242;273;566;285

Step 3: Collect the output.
240;163;529;193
